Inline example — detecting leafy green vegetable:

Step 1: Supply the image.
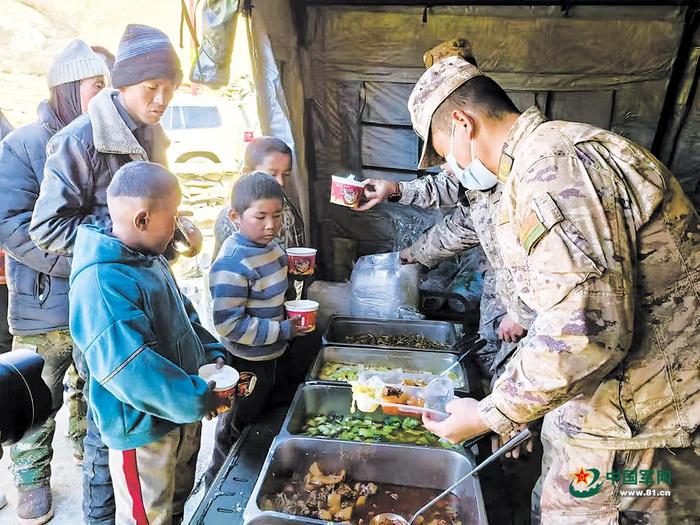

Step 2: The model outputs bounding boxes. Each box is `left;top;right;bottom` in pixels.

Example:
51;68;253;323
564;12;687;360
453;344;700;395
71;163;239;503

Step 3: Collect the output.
318;361;460;384
300;414;454;448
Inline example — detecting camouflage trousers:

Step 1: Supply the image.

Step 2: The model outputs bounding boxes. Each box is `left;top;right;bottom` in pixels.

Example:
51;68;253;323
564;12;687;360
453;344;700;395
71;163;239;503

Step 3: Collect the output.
10;330;87;489
532;414;699;524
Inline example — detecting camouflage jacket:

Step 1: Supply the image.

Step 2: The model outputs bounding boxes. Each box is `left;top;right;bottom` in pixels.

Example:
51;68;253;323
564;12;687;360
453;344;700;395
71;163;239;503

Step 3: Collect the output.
478;107;700;449
400;173;534;327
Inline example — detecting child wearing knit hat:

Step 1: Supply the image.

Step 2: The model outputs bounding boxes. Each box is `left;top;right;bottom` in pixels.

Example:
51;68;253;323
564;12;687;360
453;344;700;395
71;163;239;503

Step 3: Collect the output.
29;24;192;525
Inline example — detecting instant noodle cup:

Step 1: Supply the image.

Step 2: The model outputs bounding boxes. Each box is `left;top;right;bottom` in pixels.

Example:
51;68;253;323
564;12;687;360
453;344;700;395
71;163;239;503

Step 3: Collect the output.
286;247;317;276
330;175;366;208
284;299;319;333
198;364;240;414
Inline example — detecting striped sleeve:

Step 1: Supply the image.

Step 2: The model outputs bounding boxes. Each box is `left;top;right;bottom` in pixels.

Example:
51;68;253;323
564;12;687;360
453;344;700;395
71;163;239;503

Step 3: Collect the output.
209;251;290;346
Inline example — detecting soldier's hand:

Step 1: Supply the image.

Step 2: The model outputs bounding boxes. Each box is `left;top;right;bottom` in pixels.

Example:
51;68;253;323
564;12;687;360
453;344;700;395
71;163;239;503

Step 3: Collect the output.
355;179;399;211
490;424;535;459
399;248;416;264
422;398;490;444
498;314;526;343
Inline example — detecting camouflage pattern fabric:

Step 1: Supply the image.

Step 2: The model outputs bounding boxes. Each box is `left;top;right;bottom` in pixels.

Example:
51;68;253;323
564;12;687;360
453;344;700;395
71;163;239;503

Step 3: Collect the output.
399;171;479;267
407;56;483;169
400;173;535;329
66;362;86;457
478;107;700;451
10;330;86;488
531;414;699;524
422;38;476;68
399;171;534;378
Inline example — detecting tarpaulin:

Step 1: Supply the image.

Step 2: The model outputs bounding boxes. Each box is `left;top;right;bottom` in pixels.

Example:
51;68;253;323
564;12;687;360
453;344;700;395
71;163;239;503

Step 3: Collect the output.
242;2;697;279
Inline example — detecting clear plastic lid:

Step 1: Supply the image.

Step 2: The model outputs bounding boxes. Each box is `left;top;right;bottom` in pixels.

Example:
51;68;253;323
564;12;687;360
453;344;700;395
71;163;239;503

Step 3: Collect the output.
351;372;454;421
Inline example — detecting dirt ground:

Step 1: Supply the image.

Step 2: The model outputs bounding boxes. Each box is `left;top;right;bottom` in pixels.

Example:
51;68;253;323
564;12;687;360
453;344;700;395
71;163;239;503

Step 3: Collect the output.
0;402;218;524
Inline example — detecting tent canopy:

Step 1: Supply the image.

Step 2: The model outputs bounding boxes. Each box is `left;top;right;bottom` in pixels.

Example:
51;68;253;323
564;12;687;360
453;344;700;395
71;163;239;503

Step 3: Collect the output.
199;1;700;280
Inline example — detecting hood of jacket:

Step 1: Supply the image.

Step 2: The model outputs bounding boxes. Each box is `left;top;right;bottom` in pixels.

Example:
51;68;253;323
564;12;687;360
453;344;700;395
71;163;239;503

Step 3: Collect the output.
36;101;64;137
70;224;158;285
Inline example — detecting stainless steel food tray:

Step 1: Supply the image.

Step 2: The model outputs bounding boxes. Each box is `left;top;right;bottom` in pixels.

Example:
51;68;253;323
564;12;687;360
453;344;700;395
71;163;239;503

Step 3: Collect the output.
323;316;459;352
280;383;461;451
243;436;487;524
307;345;469;390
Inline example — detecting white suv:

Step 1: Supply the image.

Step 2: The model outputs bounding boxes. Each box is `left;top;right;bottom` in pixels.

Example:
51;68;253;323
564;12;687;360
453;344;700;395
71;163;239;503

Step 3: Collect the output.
162;94;244;171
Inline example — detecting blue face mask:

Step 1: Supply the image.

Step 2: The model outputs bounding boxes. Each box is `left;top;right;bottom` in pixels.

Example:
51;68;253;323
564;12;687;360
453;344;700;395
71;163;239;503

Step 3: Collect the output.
445;122;498;191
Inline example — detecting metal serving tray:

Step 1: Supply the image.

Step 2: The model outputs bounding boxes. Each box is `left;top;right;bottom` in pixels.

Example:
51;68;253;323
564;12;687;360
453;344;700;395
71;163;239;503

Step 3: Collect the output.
246;516;306;524
323;316;459;352
280;383;460;448
307;346;468;389
243;436;487;524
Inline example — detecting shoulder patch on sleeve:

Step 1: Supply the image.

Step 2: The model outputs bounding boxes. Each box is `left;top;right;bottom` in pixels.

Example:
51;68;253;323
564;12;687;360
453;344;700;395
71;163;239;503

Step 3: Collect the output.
519;211;547;255
497;152;514;183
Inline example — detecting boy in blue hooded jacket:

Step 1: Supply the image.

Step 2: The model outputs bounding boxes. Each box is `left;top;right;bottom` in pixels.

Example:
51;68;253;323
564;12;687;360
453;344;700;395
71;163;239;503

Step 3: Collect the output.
69;161;226;524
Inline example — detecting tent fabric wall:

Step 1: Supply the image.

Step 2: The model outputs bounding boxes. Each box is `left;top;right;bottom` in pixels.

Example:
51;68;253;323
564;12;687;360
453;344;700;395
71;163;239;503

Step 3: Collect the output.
659;17;700;208
295;4;690;280
246;1;311;237
250;2;697;281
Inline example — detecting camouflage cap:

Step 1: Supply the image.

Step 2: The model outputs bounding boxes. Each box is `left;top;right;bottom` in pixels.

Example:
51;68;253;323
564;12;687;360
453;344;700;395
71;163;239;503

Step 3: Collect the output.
422;38;475;68
408;56;483;169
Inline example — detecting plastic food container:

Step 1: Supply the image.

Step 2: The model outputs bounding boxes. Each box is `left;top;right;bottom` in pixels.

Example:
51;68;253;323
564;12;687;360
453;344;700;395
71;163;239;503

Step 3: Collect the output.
330;175;366;208
352;371;454;420
198;364;240;414
284;299;319;332
286;247;317;276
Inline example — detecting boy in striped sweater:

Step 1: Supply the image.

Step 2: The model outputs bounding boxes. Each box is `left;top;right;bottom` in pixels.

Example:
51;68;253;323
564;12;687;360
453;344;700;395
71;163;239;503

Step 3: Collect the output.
205;172;305;485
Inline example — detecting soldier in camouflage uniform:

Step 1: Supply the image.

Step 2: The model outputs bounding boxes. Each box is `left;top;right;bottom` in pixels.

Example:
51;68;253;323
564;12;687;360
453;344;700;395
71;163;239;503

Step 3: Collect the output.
360;168;530;377
410;57;699;523
359;41;531;379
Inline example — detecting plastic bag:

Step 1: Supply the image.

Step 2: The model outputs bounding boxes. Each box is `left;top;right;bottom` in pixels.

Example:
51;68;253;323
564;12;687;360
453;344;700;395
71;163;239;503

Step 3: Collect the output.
350;252;419;319
189;0;240;87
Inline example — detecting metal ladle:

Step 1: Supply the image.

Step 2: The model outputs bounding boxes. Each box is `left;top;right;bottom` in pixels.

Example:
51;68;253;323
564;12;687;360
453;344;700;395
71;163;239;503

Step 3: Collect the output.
370;426;533;525
440;338;486;377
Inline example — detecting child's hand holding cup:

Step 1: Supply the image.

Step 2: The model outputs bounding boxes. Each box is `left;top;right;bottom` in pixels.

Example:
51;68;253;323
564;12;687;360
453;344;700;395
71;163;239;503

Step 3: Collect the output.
285;300;319;335
199;360;239;419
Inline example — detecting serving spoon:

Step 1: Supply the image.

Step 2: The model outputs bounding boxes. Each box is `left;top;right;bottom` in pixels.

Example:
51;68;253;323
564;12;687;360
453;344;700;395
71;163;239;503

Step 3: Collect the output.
370;426;533;525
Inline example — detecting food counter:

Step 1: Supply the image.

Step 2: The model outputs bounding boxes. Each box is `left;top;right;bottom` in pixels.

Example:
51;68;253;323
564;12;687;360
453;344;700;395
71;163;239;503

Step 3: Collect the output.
190;317;487;525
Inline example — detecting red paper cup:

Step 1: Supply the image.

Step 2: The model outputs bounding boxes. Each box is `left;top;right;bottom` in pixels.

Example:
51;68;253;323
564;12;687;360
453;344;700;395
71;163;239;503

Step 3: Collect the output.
330;176;365;208
198;364;240;414
284;299;319;333
286;247;317;276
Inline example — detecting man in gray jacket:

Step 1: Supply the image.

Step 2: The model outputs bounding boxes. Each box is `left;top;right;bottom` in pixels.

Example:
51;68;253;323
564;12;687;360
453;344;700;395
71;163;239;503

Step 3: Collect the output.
30;25;181;525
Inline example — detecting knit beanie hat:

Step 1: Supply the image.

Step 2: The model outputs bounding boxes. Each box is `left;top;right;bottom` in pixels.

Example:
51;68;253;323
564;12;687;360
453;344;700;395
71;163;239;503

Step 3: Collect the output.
47;39;110;88
111;24;183;89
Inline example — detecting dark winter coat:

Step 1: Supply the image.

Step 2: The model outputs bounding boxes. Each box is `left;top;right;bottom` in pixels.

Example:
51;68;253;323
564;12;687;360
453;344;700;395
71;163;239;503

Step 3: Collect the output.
0;102;72;335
